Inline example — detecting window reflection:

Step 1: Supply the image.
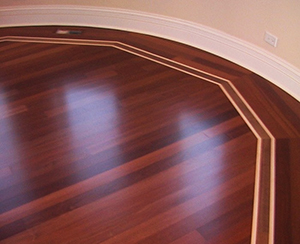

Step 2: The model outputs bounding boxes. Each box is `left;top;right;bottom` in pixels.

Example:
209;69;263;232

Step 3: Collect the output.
64;86;120;153
177;111;225;188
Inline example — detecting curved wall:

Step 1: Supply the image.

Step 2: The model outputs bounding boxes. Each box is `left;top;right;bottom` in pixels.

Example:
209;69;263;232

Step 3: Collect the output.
1;1;300;101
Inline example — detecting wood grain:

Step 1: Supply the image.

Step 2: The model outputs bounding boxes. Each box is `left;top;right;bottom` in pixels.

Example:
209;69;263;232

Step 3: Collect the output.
0;26;299;244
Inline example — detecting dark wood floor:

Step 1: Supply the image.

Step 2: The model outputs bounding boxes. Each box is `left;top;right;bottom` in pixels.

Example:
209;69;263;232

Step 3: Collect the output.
0;26;299;244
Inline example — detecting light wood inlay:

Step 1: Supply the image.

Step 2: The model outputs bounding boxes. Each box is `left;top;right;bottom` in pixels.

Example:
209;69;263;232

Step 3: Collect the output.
0;26;299;244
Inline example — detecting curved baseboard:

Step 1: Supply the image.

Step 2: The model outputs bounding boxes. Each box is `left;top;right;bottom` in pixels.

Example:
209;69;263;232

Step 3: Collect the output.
1;5;299;101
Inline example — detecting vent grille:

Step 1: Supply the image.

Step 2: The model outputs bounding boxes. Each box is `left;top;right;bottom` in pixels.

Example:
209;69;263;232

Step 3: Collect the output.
56;29;82;35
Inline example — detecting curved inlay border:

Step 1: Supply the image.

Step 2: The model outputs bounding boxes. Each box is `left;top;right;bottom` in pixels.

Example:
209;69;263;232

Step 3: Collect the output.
1;5;299;102
0;35;275;244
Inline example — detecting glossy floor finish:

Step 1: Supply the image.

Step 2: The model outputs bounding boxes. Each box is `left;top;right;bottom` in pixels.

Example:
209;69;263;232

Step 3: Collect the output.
0;26;299;244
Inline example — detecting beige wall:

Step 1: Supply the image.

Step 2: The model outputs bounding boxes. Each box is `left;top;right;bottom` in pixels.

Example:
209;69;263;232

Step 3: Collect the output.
1;0;300;70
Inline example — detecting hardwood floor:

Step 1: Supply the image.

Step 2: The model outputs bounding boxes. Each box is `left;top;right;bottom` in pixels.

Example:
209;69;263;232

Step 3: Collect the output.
0;26;299;244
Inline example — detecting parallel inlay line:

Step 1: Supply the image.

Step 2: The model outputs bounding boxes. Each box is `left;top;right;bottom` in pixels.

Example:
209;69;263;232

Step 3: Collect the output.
0;36;275;244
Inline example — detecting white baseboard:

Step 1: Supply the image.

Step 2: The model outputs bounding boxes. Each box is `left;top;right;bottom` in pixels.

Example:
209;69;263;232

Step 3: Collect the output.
1;5;299;101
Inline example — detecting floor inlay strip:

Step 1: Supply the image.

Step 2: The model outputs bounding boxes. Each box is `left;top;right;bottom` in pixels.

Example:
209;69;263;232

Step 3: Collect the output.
0;35;275;244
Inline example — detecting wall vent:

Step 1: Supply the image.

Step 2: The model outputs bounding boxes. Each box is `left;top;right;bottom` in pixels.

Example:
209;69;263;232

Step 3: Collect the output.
56;29;82;35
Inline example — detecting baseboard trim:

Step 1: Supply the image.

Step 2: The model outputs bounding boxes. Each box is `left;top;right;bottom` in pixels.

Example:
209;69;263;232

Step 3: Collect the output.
0;5;299;101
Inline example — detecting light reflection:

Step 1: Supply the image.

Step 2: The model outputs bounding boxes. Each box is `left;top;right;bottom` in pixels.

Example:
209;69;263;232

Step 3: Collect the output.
176;110;227;217
65;86;120;145
64;84;123;174
0;86;37;204
0;86;21;166
177;111;225;188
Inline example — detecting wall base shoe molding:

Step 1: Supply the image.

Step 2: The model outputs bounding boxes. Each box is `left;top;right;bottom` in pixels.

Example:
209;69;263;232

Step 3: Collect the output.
0;5;299;101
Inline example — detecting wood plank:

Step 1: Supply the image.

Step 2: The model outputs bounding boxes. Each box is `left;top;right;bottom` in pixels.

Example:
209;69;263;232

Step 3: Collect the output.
0;26;299;244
